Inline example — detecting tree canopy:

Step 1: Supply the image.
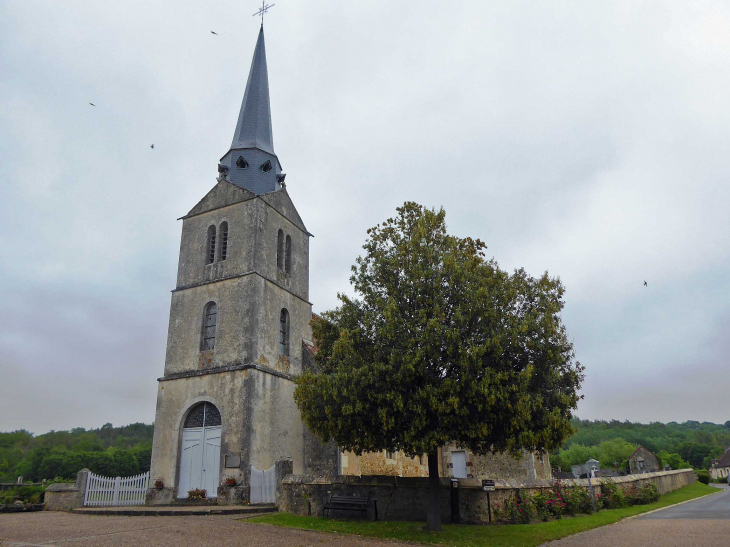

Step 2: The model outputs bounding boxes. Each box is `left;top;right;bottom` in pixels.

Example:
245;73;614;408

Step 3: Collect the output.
294;202;584;528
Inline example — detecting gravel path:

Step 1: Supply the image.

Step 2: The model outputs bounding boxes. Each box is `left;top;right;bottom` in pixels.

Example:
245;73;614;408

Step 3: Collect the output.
0;512;404;546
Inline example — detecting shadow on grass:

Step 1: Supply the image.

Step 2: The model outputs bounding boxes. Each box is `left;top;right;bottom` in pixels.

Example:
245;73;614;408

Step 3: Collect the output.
246;483;720;547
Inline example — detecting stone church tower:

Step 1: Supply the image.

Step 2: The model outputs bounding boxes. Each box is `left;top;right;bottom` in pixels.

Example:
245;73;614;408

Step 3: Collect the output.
148;27;336;504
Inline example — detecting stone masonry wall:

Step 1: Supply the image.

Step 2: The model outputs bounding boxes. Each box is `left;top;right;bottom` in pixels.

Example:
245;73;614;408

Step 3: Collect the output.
280;469;695;525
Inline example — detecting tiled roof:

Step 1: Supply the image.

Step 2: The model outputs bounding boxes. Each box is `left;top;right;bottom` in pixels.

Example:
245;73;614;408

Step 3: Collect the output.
710;449;730;469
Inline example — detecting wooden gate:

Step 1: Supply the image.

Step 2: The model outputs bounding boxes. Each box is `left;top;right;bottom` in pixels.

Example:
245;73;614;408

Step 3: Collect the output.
249;465;275;504
84;471;150;506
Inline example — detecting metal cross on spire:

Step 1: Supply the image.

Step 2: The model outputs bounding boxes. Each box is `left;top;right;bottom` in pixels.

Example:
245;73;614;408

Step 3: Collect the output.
253;1;275;25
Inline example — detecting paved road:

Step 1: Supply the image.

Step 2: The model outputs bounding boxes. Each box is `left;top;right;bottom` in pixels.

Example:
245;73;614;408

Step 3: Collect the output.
0;512;402;546
545;486;730;547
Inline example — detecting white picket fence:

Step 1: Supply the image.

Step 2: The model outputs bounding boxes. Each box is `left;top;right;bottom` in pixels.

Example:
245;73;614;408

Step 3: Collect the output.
84;471;150;506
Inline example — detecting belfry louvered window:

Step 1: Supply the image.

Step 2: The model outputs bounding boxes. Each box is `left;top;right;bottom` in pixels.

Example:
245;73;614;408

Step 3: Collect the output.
219;222;228;261
277;229;284;270
184;402;221;428
207;225;216;265
279;308;290;356
201;302;217;351
285;235;292;274
261;160;272;173
236;156;248;169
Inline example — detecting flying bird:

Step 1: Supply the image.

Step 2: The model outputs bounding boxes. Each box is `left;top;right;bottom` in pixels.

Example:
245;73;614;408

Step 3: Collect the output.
150;144;155;149
644;281;648;287
210;31;218;35
89;102;96;106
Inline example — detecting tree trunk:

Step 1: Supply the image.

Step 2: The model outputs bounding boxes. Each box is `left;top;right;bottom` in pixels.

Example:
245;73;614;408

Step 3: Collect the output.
426;451;441;531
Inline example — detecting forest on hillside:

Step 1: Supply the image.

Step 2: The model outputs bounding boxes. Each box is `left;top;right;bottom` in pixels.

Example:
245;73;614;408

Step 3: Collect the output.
0;423;153;482
551;418;730;473
2;418;729;482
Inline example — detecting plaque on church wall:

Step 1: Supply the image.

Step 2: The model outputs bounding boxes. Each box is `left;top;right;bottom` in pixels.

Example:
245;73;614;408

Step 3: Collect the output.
224;454;241;468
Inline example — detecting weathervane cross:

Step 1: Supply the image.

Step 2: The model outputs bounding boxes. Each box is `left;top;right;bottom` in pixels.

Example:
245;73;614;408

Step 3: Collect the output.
253;1;275;24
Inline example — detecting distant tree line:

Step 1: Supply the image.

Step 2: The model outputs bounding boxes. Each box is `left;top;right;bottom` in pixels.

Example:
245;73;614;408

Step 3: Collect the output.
551;418;730;472
0;423;153;482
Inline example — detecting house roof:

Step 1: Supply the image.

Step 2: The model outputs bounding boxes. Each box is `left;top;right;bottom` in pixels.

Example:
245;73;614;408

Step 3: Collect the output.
628;446;653;461
710;449;730;469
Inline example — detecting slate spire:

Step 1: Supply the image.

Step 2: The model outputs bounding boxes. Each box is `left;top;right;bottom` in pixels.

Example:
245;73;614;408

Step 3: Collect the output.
220;26;283;194
231;26;274;155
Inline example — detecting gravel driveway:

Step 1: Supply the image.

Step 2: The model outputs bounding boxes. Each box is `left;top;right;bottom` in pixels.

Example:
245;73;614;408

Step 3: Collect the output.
0;512;404;546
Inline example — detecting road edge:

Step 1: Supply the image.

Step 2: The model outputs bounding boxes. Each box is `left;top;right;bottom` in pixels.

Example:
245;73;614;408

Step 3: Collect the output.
623;486;725;521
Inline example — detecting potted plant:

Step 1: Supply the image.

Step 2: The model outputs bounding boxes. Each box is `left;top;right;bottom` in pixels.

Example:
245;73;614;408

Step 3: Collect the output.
154;478;164;490
187;488;207;500
225;477;237;487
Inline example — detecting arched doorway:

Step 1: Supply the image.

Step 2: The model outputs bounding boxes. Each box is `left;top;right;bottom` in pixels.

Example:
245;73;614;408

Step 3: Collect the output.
177;402;222;498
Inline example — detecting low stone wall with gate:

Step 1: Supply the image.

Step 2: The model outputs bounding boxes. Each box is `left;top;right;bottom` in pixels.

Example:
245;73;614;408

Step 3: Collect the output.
280;468;695;524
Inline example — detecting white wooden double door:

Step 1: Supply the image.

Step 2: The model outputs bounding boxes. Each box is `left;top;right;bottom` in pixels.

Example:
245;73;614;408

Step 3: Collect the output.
178;425;221;498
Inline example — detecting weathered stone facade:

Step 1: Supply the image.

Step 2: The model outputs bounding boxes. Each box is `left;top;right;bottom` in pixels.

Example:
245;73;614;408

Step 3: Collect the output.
148;174;337;505
341;446;551;481
280;468;695;524
629;446;660;474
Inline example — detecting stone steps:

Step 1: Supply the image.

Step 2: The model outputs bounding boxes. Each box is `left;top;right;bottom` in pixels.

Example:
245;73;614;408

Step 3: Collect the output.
72;504;276;517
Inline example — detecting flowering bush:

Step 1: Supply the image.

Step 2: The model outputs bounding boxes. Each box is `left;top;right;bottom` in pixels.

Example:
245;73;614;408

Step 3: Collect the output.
493;491;536;524
187;488;207;500
560;483;593;514
624;483;659;505
225;477;237;486
533;487;566;520
153;478;164;489
598;478;625;509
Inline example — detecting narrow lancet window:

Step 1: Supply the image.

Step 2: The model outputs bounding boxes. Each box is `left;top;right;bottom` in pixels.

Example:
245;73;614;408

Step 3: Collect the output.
277;229;284;270
285;235;292;274
201;302;217;351
220;222;228;261
207;225;217;264
279;308;290;356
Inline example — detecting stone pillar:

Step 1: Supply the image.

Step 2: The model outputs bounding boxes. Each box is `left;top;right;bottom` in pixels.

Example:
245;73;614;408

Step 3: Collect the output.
275;458;293;507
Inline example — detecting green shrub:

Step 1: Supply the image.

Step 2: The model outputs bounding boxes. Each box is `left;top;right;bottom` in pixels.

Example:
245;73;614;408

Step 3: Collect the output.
28;492;41;504
598;478;626;509
493;491;536;524
624;483;659;505
696;470;710;485
533;488;565;520
561;483;593;514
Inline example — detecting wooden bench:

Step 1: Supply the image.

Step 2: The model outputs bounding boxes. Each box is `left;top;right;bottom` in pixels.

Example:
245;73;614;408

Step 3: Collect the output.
323;494;370;519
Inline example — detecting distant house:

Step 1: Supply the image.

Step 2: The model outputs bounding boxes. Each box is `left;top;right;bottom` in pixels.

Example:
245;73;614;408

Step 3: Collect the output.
709;449;730;481
629;446;659;474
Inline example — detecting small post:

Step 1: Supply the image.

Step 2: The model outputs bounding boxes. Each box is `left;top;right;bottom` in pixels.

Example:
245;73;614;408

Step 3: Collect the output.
588;466;597;512
487;491;492;523
482;479;495;523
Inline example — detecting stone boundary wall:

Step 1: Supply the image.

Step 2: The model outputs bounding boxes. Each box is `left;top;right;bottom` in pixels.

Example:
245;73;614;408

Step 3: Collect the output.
45;469;89;511
280;469;695;524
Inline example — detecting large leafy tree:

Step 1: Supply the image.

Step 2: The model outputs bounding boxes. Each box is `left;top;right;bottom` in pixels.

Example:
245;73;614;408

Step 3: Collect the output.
294;202;584;530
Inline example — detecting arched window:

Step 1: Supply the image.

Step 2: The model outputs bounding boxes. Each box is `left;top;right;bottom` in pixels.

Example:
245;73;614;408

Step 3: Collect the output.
201;302;217;351
260;160;272;173
279;308;290;356
184;402;222;428
236;156;248;169
219;222;228;261
206;225;216;265
277;229;284;270
285;235;292;274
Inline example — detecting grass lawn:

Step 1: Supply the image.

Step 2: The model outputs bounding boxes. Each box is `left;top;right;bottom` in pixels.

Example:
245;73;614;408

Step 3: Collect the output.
247;482;720;546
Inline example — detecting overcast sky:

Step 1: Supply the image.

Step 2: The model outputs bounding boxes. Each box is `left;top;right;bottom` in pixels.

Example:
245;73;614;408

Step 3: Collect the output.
1;0;729;434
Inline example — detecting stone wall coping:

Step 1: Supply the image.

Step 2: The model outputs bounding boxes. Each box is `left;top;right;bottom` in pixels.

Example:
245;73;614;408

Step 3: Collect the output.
46;483;78;492
282;468;695;491
158;362;295;383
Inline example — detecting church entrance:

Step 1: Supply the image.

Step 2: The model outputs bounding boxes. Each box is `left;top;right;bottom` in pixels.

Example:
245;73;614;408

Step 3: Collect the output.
177;402;222;499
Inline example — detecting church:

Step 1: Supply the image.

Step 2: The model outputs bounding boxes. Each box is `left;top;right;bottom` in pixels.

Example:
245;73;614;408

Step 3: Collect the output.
148;25;552;505
147;25;337;505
